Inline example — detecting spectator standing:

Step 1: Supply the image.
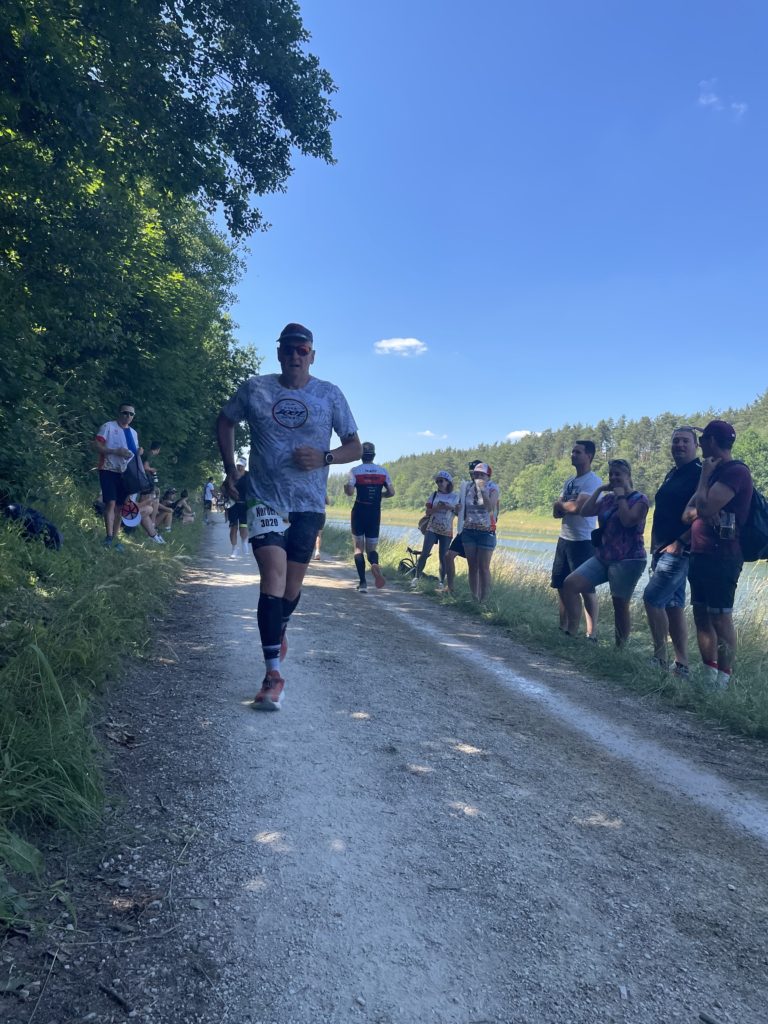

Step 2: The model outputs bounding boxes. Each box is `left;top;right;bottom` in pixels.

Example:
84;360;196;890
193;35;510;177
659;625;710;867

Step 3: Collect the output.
444;460;483;595
684;420;753;689
459;462;499;602
413;471;459;589
344;442;395;591
562;459;649;645
93;402;139;551
643;428;701;675
217;322;361;710
203;477;215;524
551;441;602;639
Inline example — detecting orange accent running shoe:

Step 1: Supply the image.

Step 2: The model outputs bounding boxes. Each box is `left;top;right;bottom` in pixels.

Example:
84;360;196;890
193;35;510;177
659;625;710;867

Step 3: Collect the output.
371;564;385;589
252;670;285;711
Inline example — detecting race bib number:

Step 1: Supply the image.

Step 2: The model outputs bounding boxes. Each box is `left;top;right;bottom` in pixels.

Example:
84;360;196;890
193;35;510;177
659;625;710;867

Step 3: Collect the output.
247;499;289;539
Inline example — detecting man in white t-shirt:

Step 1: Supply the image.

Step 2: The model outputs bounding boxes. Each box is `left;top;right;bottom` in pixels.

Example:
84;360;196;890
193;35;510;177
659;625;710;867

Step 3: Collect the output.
551;440;602;638
217;323;361;710
203;478;215;524
92;401;140;552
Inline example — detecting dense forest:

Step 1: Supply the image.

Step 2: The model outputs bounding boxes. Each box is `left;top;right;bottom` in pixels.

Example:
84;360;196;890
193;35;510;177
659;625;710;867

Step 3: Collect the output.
0;1;337;497
327;392;768;513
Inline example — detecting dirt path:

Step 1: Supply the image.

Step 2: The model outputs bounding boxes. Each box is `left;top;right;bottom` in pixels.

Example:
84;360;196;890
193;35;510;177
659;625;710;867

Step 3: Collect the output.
4;525;768;1024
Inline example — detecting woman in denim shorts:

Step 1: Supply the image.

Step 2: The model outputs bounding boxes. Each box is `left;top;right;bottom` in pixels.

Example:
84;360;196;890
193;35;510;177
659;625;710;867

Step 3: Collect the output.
562;459;649;645
459;462;500;601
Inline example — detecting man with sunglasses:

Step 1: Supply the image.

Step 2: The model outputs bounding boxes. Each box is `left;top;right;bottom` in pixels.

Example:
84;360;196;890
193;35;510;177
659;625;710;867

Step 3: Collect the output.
217;323;361;710
93;402;140;551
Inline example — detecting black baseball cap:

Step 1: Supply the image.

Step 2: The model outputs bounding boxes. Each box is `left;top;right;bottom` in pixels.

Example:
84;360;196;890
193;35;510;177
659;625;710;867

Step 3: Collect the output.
277;323;314;346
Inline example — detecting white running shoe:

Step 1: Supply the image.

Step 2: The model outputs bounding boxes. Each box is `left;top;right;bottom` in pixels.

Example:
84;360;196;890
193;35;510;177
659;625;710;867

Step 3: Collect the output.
229;550;238;559
152;534;166;545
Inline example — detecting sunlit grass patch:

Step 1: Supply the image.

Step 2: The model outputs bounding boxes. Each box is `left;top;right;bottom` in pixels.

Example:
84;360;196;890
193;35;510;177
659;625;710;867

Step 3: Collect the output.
0;479;193;893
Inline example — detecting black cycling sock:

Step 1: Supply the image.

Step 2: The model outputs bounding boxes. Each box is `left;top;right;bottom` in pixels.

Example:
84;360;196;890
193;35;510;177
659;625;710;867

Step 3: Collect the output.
281;594;300;635
354;553;366;583
257;594;282;668
367;550;379;565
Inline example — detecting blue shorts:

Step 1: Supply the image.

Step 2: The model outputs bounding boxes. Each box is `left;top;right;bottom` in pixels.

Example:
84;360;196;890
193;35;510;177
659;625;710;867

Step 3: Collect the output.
462;529;497;551
574;556;647;601
643;552;689;609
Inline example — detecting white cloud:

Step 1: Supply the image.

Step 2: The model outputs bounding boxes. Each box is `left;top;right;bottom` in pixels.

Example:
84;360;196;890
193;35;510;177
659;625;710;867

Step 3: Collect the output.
417;430;448;440
374;337;427;357
506;429;534;442
698;79;747;120
698;79;723;111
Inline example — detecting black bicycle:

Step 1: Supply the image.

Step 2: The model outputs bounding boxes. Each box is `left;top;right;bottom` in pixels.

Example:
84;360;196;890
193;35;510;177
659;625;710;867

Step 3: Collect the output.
397;545;437;581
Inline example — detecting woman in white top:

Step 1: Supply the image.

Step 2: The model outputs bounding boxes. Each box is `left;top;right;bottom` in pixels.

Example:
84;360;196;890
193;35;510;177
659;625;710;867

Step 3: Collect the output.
458;462;499;601
414;471;459;587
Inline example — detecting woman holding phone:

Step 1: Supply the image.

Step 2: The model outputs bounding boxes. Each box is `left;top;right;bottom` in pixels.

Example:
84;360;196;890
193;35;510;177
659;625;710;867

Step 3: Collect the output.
561;458;649;645
459;462;499;602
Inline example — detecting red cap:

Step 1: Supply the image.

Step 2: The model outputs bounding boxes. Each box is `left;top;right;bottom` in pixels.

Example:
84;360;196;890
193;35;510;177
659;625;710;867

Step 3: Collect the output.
700;419;736;447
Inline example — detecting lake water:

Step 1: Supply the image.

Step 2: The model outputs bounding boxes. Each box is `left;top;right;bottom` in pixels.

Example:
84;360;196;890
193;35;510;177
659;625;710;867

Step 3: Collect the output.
324;517;768;606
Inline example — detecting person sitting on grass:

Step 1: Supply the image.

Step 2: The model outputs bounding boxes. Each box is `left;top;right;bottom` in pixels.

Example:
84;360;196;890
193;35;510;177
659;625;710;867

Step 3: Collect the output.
562;458;649;646
155;489;177;532
173;490;195;523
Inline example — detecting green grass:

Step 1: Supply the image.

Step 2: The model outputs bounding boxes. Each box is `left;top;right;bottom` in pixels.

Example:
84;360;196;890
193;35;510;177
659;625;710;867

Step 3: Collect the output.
320;525;768;739
0;482;195;900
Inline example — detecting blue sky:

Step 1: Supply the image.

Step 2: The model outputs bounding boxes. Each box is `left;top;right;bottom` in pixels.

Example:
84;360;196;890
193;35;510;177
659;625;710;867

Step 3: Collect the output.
229;0;768;464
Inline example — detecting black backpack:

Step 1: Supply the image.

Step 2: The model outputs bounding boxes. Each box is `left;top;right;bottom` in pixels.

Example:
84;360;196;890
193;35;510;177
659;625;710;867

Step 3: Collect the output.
3;504;63;551
739;488;768;562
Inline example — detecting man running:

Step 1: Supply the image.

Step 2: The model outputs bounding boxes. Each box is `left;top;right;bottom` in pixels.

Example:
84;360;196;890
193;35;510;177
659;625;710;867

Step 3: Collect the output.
226;456;249;559
217;323;361;710
344;442;395;591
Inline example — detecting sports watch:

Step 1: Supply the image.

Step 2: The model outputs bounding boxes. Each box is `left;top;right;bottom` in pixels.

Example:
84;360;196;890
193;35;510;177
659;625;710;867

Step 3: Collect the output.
324;451;334;465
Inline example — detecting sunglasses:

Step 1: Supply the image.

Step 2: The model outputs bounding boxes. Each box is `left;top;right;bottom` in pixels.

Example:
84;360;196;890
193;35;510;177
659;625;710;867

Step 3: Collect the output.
119;411;135;417
279;344;312;357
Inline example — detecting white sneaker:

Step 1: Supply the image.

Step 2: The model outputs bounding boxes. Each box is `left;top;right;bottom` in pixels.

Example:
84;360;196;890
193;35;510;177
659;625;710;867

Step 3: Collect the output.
229;550;238;559
152;534;165;545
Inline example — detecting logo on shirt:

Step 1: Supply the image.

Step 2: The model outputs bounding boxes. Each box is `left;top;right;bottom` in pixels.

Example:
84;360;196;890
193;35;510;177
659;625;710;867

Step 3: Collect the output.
272;398;309;429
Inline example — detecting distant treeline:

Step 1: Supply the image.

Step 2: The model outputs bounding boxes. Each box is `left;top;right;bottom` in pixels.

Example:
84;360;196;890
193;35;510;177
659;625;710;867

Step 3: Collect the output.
328;393;768;514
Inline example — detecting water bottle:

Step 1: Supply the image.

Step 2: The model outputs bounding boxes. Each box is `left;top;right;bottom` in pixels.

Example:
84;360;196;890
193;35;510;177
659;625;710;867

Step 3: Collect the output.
718;511;736;540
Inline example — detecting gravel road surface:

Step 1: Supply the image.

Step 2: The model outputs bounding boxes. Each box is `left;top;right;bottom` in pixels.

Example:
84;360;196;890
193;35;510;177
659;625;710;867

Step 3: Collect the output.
4;526;767;1024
